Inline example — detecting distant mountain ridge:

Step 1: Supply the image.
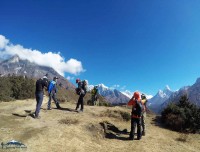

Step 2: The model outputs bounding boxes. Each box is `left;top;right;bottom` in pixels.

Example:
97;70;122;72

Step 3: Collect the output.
148;85;174;114
121;90;133;99
161;78;200;111
0;55;74;89
88;84;130;105
149;78;200;114
88;84;154;105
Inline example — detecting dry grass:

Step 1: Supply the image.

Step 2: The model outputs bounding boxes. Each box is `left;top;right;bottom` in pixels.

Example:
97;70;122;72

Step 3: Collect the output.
99;109;131;121
176;133;190;142
0;97;200;152
58;118;79;125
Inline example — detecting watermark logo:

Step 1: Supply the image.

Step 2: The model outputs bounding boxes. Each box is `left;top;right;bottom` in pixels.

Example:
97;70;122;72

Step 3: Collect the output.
1;140;27;149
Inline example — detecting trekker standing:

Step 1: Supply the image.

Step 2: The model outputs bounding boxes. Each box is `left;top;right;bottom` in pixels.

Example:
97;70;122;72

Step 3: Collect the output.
75;78;87;112
91;86;98;106
47;77;61;110
141;93;148;136
34;75;49;119
128;91;143;140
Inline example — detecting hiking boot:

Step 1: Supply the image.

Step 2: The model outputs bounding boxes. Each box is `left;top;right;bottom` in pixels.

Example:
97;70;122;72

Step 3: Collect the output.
47;108;52;110
56;103;61;109
78;109;83;113
142;131;146;136
137;136;142;140
57;106;62;109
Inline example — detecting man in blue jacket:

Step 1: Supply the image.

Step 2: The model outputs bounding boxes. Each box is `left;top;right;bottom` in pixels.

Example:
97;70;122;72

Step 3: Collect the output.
47;76;61;110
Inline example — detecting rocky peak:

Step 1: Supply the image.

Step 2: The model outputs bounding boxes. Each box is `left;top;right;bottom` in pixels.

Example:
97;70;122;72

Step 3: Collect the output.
7;55;20;63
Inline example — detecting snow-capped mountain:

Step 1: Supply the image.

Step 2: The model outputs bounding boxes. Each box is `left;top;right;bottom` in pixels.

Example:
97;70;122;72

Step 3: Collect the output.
148;85;173;114
161;78;200;112
150;77;200;114
97;84;110;94
88;84;130;104
88;84;152;105
121;90;133;99
121;90;153;100
146;94;153;100
0;55;74;89
160;86;189;112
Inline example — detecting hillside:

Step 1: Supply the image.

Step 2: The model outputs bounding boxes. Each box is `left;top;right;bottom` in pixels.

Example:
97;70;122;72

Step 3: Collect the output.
0;97;200;152
0;55;74;90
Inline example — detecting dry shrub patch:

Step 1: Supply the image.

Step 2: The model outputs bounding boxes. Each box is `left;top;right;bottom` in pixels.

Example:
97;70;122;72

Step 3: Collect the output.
58;118;79;125
176;133;189;142
100;109;130;121
86;123;105;139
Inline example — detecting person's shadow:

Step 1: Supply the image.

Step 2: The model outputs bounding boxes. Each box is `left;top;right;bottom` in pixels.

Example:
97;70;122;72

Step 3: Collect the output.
12;110;35;118
100;121;130;141
53;107;78;112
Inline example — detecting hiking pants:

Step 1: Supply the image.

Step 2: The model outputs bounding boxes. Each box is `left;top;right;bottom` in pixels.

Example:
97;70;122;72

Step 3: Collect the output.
35;92;44;117
76;94;85;110
47;93;60;109
141;112;146;133
130;117;141;140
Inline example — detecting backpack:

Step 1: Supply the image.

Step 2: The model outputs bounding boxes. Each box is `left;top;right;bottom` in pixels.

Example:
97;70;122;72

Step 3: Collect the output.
132;100;144;117
82;80;88;88
75;88;81;95
91;88;97;95
36;78;43;92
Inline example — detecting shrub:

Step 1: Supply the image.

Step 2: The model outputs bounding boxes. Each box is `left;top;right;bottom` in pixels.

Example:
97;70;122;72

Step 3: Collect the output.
0;75;35;101
99;101;112;107
0;77;13;101
161;95;200;133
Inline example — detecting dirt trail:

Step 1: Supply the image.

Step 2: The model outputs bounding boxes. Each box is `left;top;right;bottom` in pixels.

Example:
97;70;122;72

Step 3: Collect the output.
0;97;200;152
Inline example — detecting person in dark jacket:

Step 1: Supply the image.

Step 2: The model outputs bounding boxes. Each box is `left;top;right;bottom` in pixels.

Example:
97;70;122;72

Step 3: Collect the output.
75;78;87;112
34;75;49;119
47;76;61;110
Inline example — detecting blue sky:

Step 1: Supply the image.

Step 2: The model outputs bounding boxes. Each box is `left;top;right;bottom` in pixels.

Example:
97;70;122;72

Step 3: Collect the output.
1;0;200;96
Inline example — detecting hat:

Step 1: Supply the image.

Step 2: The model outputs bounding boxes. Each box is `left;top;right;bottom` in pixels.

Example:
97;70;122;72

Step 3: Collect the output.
133;92;141;100
43;76;48;79
76;78;80;83
141;93;147;100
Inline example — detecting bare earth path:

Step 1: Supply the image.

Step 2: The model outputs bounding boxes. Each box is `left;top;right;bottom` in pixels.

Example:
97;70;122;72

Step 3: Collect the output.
0;97;200;152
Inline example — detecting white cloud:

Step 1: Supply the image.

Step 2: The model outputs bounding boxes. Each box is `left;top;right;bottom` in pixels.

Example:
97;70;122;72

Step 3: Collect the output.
0;35;9;49
0;35;85;76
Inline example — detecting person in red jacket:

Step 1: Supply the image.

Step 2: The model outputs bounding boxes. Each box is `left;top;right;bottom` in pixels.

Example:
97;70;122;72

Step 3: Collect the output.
128;91;143;140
